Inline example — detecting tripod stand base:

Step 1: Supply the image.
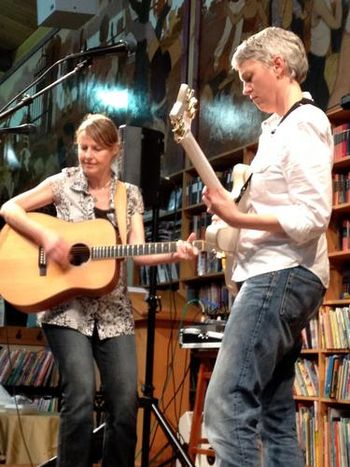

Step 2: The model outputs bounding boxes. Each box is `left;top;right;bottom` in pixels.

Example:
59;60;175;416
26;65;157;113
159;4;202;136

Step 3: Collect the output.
140;396;194;467
37;423;106;467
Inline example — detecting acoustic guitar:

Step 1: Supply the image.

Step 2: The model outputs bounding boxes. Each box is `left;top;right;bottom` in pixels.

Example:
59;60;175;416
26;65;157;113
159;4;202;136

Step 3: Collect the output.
169;83;252;291
0;212;206;313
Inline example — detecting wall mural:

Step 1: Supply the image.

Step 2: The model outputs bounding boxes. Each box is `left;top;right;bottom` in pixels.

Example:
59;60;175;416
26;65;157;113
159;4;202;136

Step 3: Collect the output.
0;0;350;209
197;0;350;157
0;0;188;208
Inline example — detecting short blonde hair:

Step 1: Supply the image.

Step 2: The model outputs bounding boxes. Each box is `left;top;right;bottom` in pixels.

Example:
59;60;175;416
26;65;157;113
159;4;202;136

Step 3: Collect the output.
231;27;308;84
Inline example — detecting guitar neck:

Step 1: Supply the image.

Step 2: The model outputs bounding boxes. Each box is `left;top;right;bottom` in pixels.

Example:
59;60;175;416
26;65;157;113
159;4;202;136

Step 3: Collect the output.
91;241;178;260
181;132;222;190
90;240;206;260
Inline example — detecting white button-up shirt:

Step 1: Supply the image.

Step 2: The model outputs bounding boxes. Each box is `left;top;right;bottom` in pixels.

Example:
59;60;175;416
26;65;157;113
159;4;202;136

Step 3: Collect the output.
233;98;334;288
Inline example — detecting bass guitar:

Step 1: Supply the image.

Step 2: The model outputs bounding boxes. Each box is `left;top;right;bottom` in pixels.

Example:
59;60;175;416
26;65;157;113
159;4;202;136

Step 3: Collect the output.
169;83;252;291
0;212;206;313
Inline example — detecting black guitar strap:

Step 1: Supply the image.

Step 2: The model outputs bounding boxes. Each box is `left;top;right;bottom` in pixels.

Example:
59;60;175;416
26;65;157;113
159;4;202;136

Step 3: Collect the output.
272;97;316;134
236;98;316;204
235;174;252;204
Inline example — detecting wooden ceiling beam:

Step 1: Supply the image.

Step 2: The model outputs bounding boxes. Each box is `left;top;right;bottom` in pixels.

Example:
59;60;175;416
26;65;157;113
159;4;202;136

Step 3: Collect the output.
0;14;37;51
0;0;37;54
0;0;37;27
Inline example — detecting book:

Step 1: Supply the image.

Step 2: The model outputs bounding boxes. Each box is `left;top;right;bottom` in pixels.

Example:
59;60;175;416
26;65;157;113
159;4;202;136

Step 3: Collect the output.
324;355;336;398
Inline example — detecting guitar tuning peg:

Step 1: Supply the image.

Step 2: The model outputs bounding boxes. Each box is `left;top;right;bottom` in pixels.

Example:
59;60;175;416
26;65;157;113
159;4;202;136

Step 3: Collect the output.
171;117;186;142
187;88;194;99
188;99;197;119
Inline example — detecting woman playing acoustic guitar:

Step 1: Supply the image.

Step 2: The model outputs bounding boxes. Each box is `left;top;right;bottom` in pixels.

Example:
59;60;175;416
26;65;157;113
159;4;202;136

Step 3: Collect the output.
0;113;198;467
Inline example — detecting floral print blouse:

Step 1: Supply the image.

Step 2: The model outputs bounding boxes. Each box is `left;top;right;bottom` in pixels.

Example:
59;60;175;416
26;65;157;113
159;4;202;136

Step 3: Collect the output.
38;166;144;339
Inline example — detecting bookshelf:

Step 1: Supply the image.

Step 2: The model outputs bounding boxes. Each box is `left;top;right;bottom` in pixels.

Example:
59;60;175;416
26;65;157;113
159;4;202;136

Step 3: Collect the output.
138;106;350;467
0;326;60;413
294;106;350;467
0;321;60;466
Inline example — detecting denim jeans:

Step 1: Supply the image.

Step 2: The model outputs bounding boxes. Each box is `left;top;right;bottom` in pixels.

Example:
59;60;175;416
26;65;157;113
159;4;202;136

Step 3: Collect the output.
43;324;138;467
204;266;325;467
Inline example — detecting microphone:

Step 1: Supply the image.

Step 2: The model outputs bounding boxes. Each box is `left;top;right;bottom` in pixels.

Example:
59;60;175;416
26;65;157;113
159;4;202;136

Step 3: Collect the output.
0;124;37;135
65;38;137;61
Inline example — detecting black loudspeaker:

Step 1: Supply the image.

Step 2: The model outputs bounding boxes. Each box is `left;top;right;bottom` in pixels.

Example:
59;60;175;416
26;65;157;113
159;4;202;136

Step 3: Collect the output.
36;0;97;29
119;126;164;208
341;94;350;109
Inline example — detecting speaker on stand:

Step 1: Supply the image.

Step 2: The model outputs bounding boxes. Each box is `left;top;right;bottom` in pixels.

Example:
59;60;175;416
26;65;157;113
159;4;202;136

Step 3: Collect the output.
120;125;194;466
118;125;163;209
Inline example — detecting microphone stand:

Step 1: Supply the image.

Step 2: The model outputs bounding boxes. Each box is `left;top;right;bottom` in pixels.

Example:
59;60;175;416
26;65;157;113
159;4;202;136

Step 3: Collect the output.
0;59;94;467
139;195;194;467
0;124;36;135
0;60;91;123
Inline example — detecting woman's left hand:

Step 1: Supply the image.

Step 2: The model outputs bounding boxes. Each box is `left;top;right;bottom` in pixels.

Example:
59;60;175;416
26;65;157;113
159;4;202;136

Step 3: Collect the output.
174;232;199;261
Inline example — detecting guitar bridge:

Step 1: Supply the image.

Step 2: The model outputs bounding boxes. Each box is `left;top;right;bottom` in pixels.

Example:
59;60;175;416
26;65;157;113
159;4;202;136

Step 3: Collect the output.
38;246;47;276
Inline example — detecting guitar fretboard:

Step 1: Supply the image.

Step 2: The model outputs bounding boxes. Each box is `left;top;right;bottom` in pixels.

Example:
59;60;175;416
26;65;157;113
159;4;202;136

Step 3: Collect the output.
91;241;178;260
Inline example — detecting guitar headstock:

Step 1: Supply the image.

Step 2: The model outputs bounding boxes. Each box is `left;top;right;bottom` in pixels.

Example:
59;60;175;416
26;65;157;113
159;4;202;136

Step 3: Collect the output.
169;83;198;143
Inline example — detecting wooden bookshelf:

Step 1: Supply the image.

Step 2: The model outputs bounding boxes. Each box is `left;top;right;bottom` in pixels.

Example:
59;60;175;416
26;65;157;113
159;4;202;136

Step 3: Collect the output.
0;326;60;412
294;106;350;467
142;106;350;466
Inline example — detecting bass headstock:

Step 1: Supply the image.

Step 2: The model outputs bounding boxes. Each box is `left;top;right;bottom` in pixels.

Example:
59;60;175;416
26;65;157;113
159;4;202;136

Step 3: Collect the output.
169;83;198;142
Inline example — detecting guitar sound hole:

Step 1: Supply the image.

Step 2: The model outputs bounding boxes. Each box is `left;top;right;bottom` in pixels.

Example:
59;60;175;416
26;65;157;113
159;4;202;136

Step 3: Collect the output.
70;243;90;266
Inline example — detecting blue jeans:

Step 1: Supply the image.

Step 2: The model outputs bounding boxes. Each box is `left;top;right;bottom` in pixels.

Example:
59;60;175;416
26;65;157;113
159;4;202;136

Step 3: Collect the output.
43;324;138;467
204;266;325;467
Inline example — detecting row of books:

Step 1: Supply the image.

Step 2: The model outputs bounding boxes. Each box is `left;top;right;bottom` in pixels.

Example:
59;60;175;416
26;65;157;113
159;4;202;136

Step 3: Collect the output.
185;176;203;206
190;212;212;240
319;306;350;349
184;168;234;207
323;407;350;467
32;395;59;412
5;396;60;413
333;123;350;162
293;358;319;397
197;251;223;276
0;347;59;388
333;173;350;205
143;187;183;219
188;283;231;319
144;219;182;243
341;271;350;299
139;263;179;286
338;219;350;251
190;213;226;276
141;219;182;286
166;186;183;212
324;354;350;400
295;403;317;467
301;318;319;349
297;405;350;467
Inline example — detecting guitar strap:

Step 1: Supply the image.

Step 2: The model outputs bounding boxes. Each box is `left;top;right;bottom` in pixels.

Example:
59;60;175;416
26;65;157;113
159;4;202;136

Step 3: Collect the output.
235;173;252;205
271;98;315;135
114;180;127;244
